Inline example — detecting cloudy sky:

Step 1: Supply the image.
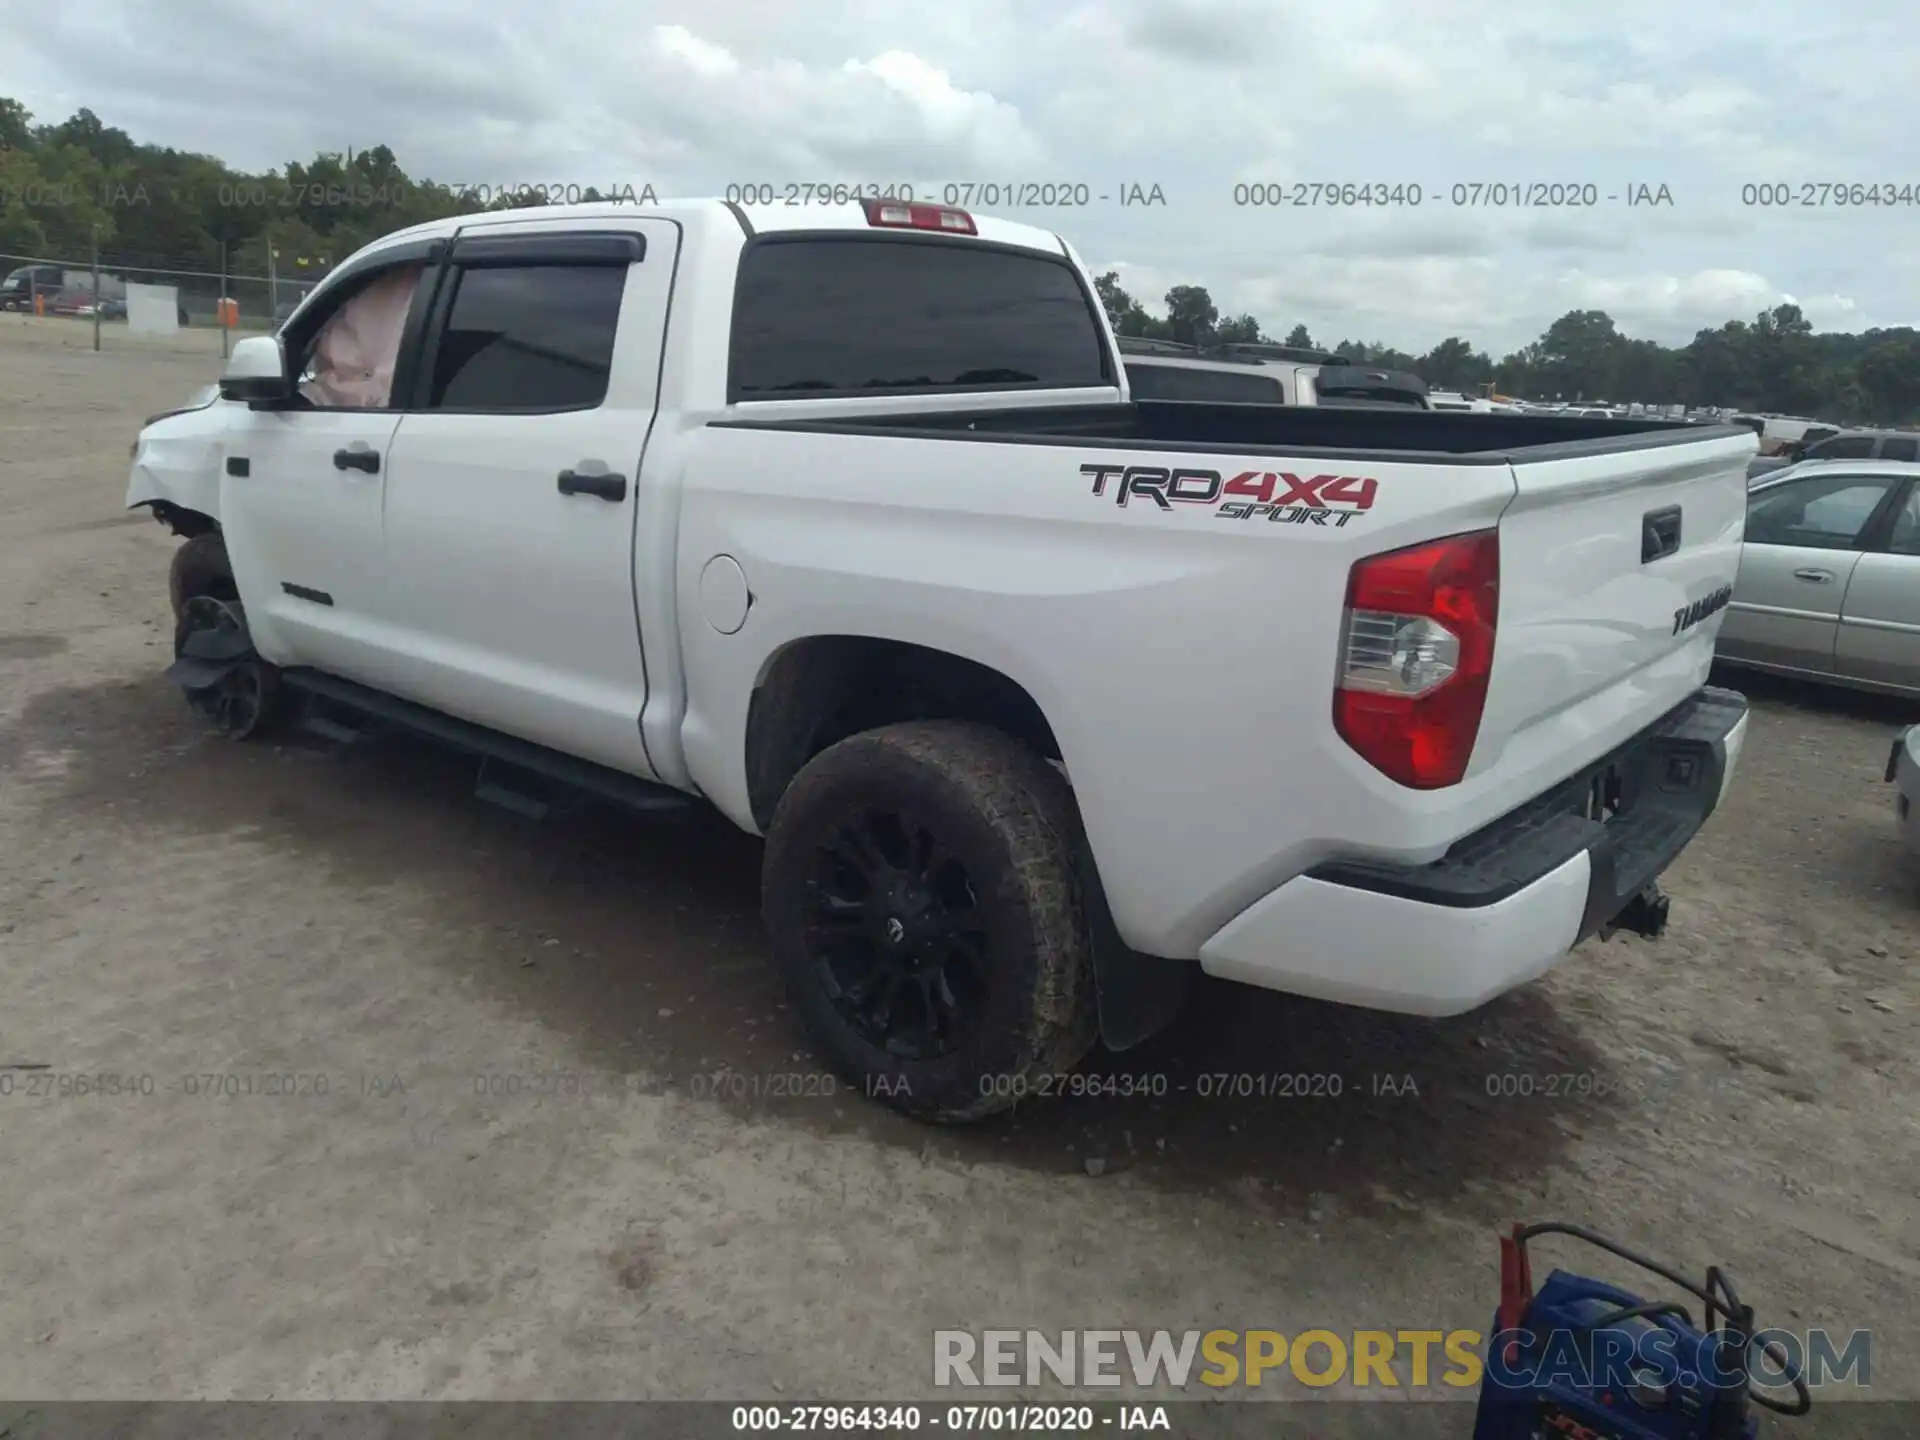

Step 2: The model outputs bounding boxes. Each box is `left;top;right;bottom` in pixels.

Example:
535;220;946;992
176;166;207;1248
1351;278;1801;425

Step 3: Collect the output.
8;0;1918;354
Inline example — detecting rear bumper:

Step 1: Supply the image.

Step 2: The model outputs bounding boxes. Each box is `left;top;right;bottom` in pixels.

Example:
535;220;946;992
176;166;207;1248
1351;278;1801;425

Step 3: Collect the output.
1197;686;1750;1015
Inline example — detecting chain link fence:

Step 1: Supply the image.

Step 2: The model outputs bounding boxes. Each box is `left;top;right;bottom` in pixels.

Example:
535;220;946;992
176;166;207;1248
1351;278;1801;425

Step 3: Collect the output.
0;249;325;358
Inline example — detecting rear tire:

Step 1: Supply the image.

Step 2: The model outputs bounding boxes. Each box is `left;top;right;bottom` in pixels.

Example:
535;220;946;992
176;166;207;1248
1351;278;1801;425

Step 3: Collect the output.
762;721;1098;1122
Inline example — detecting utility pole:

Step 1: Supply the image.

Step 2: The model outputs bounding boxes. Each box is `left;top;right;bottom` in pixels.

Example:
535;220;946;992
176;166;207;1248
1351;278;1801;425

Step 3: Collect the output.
220;240;230;359
266;228;279;320
91;224;101;352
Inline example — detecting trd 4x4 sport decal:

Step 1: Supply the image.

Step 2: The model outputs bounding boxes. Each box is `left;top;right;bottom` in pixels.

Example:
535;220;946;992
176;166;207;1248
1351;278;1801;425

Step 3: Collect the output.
1080;464;1377;526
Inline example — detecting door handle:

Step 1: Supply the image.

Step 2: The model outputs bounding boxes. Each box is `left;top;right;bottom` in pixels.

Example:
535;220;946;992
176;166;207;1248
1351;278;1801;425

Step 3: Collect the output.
333;446;380;474
1792;567;1834;583
557;468;627;502
1641;505;1682;563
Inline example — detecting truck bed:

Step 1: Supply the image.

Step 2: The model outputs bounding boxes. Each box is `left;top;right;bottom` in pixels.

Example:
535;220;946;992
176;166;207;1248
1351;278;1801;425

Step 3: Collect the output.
719;399;1743;461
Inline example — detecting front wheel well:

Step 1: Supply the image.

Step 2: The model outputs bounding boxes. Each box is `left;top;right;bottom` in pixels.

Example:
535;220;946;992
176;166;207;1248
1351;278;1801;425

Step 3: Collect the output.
168;530;238;618
140;500;218;539
744;637;1062;832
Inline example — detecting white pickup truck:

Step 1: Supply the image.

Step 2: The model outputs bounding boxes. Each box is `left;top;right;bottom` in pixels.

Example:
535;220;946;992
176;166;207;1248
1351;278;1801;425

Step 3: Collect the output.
127;197;1756;1121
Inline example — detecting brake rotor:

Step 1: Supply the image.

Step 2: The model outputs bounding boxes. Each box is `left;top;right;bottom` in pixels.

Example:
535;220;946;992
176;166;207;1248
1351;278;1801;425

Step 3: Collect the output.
172;594;274;737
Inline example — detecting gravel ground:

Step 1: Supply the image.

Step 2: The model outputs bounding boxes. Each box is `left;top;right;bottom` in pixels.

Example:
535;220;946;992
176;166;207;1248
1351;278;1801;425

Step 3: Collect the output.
0;316;1913;1433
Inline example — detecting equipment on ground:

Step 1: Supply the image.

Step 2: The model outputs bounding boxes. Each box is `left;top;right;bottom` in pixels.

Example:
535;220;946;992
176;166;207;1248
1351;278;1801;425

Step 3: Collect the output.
1471;1222;1811;1439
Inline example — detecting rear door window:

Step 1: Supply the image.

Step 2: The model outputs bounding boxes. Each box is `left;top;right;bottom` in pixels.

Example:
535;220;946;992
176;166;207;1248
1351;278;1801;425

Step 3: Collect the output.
1746;474;1898;549
1878;437;1918;463
729;237;1111;399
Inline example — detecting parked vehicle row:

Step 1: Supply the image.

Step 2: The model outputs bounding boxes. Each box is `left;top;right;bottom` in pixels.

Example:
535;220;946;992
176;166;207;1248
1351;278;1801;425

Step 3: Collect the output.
1114;337;1432;409
1747;427;1920;482
2;263;189;324
123;197;1762;1119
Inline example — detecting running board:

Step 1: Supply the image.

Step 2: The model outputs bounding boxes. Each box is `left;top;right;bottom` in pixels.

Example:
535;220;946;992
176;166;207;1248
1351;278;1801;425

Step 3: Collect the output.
296;713;366;746
279;669;692;816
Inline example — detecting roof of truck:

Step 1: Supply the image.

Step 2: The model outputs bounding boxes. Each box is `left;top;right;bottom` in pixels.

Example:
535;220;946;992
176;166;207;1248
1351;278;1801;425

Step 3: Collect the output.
365;198;1070;259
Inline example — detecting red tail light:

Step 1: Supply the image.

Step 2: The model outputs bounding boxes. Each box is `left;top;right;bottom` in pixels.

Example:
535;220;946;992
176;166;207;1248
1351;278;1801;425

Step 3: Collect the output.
861;198;976;234
1333;528;1499;789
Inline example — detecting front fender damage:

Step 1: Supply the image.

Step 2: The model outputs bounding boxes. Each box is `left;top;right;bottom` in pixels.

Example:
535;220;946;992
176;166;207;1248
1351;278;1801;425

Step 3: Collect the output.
135;498;218;538
127;403;227;532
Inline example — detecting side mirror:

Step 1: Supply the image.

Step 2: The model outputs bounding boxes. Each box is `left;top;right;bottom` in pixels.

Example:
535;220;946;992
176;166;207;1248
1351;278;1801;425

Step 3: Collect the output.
219;334;293;405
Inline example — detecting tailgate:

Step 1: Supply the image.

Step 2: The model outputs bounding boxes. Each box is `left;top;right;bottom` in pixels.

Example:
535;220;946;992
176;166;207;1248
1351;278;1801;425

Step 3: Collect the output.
1471;429;1753;780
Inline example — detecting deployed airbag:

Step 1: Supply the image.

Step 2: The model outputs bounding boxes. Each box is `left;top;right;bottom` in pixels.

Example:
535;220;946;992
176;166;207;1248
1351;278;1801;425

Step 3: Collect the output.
301;265;422;408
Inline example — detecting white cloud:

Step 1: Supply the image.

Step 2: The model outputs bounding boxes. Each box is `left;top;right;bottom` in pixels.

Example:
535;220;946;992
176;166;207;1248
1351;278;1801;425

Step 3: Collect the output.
2;0;1914;352
653;24;741;78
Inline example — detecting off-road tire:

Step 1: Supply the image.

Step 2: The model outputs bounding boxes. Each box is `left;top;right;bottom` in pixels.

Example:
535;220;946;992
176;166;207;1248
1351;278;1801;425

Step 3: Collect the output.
763;720;1099;1122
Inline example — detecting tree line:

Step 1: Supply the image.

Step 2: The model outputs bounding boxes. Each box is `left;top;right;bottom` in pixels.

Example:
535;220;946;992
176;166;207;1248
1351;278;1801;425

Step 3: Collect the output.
1095;272;1919;424
4;97;1916;423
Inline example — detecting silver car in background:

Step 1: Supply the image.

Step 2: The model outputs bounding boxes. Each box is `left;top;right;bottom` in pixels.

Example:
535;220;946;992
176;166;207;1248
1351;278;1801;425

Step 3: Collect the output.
1748;426;1920;483
1717;460;1920;696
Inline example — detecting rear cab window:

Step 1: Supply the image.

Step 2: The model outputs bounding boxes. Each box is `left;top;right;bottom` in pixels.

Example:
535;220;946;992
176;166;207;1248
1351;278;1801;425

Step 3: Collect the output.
728;236;1111;400
1125;362;1285;404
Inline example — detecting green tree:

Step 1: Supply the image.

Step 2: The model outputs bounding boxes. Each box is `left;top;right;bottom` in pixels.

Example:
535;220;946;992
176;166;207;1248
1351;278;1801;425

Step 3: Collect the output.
1533;310;1622;399
1092;270;1132;331
1418;336;1494;391
0;97;31;150
1162;284;1218;346
1748;303;1826;414
0;144;51;255
1215;312;1263;343
20;141;118;253
1857;333;1920;422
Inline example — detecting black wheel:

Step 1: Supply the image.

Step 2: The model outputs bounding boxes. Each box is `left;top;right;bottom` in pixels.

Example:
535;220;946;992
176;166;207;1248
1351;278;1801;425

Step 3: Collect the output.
173;594;282;739
763;721;1098;1122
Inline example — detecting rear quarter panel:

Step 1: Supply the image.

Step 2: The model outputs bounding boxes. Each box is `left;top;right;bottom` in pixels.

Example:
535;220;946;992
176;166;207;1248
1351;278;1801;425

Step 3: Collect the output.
669;424;1518;956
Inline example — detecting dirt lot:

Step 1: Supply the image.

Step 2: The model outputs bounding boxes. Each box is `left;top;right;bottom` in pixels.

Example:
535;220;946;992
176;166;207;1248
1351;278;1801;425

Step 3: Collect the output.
0;314;1914;1429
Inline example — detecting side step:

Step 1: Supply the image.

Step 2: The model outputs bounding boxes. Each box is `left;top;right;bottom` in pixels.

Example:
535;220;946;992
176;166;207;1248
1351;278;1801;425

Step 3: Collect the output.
279;669;693;817
297;713;367;746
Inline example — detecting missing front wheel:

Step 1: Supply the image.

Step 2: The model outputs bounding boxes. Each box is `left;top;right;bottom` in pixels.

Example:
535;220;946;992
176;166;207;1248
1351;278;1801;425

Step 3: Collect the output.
169;594;284;739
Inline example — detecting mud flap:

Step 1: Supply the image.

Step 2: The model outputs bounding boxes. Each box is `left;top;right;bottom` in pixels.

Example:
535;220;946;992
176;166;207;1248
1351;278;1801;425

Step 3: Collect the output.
1074;832;1194;1050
